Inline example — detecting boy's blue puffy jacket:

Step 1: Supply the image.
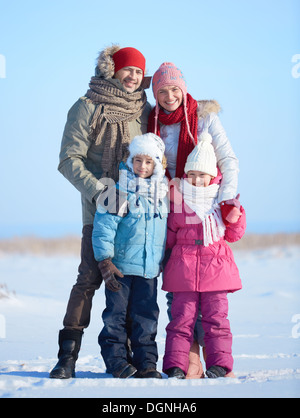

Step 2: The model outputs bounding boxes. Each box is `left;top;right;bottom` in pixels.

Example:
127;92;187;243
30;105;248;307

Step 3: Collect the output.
92;165;168;279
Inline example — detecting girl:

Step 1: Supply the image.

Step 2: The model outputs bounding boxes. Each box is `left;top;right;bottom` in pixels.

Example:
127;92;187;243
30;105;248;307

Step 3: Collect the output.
148;62;238;201
162;133;246;379
92;133;168;379
148;62;240;378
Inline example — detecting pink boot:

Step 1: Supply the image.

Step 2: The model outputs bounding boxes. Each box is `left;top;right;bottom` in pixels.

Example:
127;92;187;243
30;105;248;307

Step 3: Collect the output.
186;341;205;379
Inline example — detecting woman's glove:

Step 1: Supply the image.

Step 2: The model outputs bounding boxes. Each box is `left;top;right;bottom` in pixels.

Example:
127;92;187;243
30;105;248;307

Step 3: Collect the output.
98;258;124;292
221;194;242;224
223;193;241;209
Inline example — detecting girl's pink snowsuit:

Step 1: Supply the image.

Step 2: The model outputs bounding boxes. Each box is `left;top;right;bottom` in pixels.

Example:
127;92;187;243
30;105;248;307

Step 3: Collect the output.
162;198;246;374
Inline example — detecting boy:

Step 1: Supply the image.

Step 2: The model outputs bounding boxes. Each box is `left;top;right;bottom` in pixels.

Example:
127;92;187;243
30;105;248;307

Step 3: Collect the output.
92;133;168;378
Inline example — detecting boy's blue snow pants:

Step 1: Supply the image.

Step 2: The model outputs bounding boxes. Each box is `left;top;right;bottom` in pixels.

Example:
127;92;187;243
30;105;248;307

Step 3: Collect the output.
99;275;159;375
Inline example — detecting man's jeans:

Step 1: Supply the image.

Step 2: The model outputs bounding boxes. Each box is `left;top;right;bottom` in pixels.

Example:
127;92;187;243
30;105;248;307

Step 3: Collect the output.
63;224;102;330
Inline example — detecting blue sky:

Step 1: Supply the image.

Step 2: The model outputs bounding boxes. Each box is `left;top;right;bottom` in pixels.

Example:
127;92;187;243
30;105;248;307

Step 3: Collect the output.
0;0;299;237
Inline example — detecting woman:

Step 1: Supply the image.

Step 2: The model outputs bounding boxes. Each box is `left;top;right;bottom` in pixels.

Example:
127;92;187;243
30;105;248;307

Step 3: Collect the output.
148;62;240;378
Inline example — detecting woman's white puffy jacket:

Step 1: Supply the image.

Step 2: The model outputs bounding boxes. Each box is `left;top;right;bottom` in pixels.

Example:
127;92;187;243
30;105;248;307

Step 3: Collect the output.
159;100;239;203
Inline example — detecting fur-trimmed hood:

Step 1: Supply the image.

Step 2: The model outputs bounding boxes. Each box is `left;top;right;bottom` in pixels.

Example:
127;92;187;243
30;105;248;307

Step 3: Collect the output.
94;44;151;89
197;100;221;119
95;44;121;79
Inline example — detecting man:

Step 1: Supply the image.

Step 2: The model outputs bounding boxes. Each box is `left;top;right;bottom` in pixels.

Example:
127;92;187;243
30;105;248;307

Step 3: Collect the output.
50;45;152;379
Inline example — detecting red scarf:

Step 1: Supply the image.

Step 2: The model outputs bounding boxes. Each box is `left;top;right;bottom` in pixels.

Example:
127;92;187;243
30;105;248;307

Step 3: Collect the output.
148;93;198;179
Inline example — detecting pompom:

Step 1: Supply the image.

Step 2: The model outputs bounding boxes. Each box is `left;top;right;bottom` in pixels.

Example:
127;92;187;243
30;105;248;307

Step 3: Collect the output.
199;132;213;144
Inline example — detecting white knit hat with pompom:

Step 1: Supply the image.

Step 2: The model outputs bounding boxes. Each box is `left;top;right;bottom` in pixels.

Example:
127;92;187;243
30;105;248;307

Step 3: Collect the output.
126;133;166;178
184;132;217;177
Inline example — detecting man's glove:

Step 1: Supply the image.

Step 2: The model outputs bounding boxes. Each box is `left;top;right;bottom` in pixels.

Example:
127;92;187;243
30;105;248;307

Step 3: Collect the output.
161;248;172;270
98;258;124;292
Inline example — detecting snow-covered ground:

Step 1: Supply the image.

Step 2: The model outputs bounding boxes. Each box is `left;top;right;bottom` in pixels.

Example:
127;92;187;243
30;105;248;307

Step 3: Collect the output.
0;246;300;398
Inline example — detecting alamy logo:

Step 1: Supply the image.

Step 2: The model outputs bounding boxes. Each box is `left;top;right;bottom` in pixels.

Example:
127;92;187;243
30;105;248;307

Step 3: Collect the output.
291;54;300;79
291;314;300;339
0;54;6;78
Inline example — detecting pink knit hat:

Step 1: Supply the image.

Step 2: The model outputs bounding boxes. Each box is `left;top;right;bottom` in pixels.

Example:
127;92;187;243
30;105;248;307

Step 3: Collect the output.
152;62;187;99
151;62;195;145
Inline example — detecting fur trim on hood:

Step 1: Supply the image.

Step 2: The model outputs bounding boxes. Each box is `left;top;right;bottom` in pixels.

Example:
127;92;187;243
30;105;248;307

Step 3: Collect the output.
95;44;121;79
197;100;221;119
94;44;151;89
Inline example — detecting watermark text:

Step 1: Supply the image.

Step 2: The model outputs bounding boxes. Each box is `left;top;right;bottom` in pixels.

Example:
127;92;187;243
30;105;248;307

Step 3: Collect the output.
291;54;300;79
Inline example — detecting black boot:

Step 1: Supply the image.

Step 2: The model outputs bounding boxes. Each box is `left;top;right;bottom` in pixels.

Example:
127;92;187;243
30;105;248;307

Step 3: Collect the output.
165;367;186;379
49;329;83;379
135;368;162;379
112;363;137;378
206;365;227;378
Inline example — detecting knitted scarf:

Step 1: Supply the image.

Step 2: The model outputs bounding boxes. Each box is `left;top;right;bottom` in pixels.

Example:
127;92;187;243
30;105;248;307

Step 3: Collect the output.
118;163;169;216
85;77;147;182
148;93;198;179
180;179;225;247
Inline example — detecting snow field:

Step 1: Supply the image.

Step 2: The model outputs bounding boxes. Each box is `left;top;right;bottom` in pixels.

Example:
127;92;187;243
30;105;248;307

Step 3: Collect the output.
0;246;299;398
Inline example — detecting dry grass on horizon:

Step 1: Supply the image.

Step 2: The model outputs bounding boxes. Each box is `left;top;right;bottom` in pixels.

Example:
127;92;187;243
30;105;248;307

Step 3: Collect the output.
0;233;299;255
0;235;81;256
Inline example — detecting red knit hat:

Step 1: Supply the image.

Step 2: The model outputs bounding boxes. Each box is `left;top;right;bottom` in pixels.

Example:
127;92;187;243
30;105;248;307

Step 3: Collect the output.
112;47;146;75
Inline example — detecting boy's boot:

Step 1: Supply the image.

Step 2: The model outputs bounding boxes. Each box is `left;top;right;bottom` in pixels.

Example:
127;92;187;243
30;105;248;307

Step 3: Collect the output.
49;329;83;379
135;368;162;379
112;363;137;379
186;341;205;379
